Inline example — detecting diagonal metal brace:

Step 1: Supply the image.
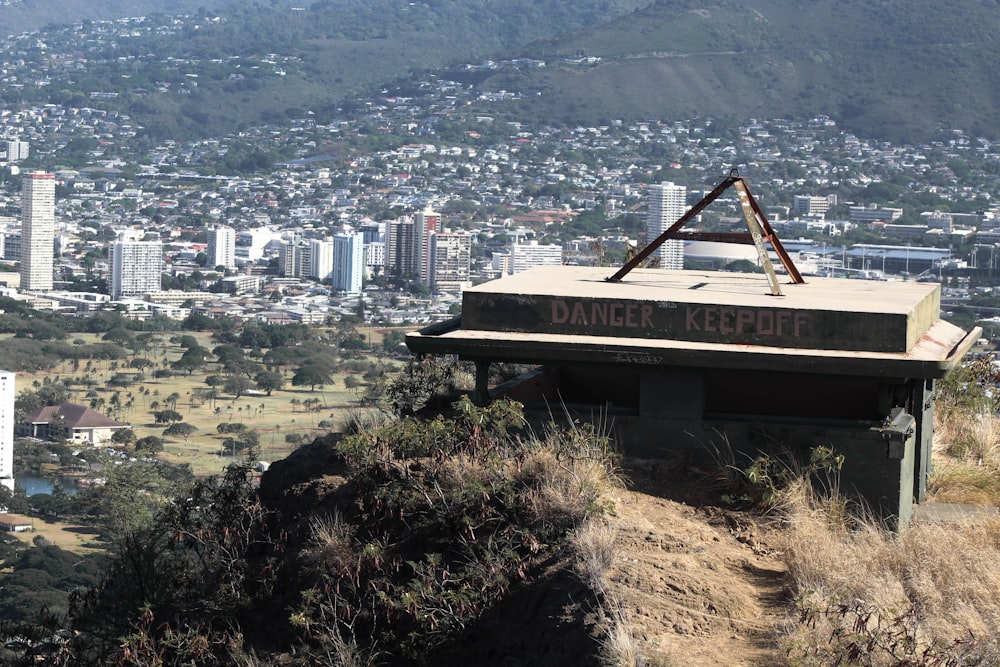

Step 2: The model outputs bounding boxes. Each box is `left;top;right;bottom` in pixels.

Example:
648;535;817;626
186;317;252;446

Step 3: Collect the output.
607;169;805;291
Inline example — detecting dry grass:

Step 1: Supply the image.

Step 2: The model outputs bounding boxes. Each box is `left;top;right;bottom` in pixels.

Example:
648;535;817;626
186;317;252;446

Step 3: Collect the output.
302;513;355;572
940;408;1000;464
597;600;642;667
570;519;617;593
928;462;1000;505
777;488;1000;664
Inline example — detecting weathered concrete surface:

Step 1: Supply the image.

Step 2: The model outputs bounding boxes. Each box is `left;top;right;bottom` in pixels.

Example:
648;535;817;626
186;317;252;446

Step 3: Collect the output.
461;267;941;353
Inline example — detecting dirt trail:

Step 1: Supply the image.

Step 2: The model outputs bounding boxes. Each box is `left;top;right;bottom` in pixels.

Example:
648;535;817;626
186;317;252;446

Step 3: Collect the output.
606;466;789;666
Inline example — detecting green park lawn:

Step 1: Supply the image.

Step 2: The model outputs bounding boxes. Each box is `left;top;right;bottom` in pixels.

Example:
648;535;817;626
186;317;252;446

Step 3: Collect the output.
15;328;407;476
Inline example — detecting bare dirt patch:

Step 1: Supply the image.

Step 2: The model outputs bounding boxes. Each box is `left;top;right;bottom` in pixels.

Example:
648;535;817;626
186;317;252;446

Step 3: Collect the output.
604;464;789;666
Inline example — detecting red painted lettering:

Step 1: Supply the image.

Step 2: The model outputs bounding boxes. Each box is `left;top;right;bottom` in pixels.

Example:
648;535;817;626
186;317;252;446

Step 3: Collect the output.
758;311;774;335
795;312;809;337
552;300;569;324
736;309;754;334
686;306;701;331
591;302;608;326
570;301;587;325
703;306;718;332
625;303;637;328
777;311;791;336
719;307;734;334
641;304;653;329
610;303;623;327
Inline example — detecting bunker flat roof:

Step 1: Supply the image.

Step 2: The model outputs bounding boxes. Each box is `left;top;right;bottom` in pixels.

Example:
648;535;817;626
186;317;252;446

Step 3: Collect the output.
409;267;978;377
460;267;941;353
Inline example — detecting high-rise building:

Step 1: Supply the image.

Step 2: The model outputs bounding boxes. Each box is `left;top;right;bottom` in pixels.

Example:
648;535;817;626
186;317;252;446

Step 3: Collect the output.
278;238;313;278
414;207;439;284
309;238;335;282
646;181;687;270
332;232;364;294
366;241;385;274
20;171;55;292
430;231;472;294
6;140;28;162
0;370;13;491
207;226;236;269
111;240;164;299
386;218;419;280
509;240;563;274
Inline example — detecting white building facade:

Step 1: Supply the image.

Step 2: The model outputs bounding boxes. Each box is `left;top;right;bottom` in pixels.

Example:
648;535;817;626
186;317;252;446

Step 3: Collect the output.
0;371;13;491
309;238;335;282
111;240;164;299
430;231;472;294
207;225;236;269
20;171;55;292
333;232;364;294
509;241;563;274
646;181;687;270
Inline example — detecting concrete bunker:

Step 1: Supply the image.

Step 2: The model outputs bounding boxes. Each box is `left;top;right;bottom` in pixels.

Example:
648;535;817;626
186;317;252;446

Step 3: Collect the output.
406;266;980;527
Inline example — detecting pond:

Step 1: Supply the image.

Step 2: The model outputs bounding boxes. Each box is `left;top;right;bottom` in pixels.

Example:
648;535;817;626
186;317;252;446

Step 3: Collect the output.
17;475;81;496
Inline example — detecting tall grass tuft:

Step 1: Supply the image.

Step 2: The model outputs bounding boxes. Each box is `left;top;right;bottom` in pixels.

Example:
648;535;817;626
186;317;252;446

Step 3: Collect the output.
778;489;1000;664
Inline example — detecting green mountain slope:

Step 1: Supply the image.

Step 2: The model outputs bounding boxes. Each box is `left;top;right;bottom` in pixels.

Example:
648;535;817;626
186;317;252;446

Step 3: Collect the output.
473;0;1000;141
22;0;650;139
0;0;234;33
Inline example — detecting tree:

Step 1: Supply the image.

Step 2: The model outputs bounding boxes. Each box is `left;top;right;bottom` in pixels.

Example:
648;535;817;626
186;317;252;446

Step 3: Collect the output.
135;436;164;455
222;429;259;456
163;422;197;443
224;375;253;399
173;347;209;375
111;428;136;446
291;365;332;392
254;369;284;396
153;409;183;425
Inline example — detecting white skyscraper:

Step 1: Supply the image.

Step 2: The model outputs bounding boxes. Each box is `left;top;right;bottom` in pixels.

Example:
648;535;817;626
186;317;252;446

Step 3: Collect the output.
207;225;236;269
309;238;335;282
430;231;472;294
6;140;29;162
0;371;13;491
509;241;563;274
20;171;55;292
333;232;364;294
111;240;164;299
646;181;687;270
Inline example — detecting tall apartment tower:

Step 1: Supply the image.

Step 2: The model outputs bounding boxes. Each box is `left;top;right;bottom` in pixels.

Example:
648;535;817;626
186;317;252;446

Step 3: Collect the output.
0;371;14;491
20;171;56;292
385;218;419;280
413;207;440;285
332;232;364;294
6;140;29;162
430;231;472;294
207;225;236;269
309;238;335;282
646;181;687;270
111;240;164;299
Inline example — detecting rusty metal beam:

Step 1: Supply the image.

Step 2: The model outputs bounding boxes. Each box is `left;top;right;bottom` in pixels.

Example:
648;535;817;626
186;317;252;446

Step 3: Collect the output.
607;169;805;289
606;174;738;282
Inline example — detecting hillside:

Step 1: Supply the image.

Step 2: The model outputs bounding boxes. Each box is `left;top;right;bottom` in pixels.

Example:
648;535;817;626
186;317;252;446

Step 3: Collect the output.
0;0;233;33
474;0;1000;141
6;0;1000;141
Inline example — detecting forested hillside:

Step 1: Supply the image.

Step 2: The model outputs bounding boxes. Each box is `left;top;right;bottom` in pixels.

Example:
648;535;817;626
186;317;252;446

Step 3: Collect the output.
481;0;1000;141
5;0;1000;141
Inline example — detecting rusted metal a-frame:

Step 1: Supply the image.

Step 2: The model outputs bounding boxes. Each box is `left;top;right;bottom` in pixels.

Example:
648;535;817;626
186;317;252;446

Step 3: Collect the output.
608;169;804;296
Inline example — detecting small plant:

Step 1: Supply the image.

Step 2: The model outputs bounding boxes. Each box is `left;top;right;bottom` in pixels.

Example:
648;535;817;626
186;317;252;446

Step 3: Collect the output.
791;598;989;667
717;444;844;511
571;519;618;593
